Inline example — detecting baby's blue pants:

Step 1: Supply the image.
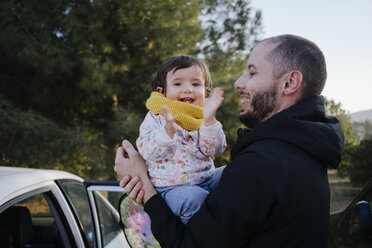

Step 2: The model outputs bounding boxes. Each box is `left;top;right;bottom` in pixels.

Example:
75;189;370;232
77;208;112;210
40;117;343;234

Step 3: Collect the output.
155;166;225;224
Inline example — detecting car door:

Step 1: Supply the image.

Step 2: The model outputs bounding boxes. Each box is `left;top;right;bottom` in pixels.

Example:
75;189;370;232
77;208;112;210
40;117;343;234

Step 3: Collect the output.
58;179;134;248
84;181;160;248
0;181;85;248
329;179;372;248
84;181;129;248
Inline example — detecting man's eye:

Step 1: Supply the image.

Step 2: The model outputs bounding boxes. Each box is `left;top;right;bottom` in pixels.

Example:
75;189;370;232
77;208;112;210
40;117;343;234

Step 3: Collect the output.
249;72;256;77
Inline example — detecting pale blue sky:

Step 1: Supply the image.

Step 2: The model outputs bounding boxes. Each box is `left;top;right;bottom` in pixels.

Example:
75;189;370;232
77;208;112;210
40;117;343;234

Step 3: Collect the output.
251;0;372;113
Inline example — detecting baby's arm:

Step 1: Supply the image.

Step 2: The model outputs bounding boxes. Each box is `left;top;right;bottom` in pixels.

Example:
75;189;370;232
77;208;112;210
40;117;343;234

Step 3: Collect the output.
199;122;227;157
162;106;177;139
199;88;227;157
136;112;177;161
203;88;224;126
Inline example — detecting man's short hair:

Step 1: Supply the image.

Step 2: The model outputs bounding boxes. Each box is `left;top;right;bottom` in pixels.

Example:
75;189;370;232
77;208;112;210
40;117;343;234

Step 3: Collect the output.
152;55;212;95
263;34;327;99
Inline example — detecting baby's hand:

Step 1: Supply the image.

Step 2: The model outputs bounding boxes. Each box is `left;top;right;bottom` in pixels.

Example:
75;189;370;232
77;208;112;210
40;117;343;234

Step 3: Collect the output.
162;106;177;139
203;88;224;126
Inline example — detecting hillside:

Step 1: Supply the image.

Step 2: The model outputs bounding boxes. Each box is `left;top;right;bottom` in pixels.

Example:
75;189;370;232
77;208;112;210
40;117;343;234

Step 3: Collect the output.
350;109;372;141
350;109;372;123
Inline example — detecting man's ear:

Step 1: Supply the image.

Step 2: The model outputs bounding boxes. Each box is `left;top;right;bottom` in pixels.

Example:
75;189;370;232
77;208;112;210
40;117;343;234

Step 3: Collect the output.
282;70;303;95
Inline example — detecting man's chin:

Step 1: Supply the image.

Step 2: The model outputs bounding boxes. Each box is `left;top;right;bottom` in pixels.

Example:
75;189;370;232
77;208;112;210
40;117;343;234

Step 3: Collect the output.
239;111;262;129
239;109;249;115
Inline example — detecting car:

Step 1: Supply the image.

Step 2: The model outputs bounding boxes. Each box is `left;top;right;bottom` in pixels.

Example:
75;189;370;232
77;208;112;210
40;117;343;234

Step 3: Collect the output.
329;178;372;248
0;166;160;248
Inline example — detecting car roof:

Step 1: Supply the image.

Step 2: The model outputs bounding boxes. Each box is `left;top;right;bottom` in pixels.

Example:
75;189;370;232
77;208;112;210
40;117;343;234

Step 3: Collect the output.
0;166;83;206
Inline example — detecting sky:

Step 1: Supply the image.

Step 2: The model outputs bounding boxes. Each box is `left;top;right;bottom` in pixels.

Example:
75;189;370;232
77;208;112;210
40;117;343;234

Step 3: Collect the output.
250;0;372;113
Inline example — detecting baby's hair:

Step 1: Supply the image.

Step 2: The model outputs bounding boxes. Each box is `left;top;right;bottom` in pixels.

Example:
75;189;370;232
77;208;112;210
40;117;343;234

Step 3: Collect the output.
152;55;212;96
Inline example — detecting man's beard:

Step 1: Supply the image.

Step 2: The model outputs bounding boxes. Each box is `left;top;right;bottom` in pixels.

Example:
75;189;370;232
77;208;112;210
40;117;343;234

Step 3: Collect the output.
239;83;278;129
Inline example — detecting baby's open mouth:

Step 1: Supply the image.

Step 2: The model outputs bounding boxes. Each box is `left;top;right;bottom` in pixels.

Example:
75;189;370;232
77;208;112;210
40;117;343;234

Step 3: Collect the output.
179;97;194;104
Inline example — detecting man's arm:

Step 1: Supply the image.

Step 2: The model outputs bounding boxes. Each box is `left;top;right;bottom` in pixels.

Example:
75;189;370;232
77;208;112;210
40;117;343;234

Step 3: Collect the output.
144;152;277;248
115;141;277;248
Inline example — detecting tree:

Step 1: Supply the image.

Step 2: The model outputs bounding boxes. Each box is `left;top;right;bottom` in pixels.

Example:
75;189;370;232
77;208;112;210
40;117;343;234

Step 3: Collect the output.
324;98;357;146
324;98;372;184
342;138;372;186
0;98;107;178
200;0;262;166
0;0;110;177
323;98;358;176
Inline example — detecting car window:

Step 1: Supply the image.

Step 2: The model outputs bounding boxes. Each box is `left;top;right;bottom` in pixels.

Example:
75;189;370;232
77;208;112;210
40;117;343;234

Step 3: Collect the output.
0;192;72;248
58;180;94;248
94;191;124;247
17;192;51;215
352;180;372;210
338;180;372;235
363;185;372;206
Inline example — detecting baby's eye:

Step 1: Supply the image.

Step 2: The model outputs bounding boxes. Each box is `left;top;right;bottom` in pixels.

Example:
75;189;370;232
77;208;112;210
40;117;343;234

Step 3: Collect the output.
173;82;182;86
192;82;201;86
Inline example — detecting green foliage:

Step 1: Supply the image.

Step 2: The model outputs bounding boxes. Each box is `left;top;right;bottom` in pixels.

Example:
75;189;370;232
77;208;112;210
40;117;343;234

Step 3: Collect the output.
324;98;357;146
107;104;144;147
199;0;262;165
341;138;372;186
324;98;372;184
0;98;107;179
199;0;262;56
0;0;84;124
211;55;248;166
324;98;358;176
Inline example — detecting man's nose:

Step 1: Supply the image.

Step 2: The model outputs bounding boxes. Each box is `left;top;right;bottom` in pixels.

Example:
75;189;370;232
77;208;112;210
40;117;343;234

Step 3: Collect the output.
234;75;245;90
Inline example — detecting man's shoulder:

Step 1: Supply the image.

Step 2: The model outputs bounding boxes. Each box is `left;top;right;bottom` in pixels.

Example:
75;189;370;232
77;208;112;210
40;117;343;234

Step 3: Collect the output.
237;139;289;157
228;139;295;175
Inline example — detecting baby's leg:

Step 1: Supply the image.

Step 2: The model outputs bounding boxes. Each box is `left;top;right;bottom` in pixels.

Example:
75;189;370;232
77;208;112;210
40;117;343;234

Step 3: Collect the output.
202;165;226;192
158;185;209;224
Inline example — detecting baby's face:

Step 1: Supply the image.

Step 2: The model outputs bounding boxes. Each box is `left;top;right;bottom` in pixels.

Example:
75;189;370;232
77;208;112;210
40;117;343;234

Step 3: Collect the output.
165;65;206;107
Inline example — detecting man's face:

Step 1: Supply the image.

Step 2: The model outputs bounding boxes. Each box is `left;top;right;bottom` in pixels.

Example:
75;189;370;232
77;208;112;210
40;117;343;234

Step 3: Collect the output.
234;41;280;129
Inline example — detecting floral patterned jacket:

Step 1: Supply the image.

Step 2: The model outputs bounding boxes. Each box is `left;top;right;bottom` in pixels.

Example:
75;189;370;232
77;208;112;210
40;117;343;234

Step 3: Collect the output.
136;111;227;187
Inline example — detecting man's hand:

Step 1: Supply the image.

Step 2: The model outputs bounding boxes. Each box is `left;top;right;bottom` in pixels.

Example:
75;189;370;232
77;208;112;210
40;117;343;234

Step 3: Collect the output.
162;106;177;138
114;140;157;204
114;140;147;178
120;176;145;206
203;88;224;126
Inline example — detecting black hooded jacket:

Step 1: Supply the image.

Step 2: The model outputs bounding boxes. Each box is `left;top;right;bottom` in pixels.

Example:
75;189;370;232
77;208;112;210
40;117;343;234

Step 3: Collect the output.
144;95;345;248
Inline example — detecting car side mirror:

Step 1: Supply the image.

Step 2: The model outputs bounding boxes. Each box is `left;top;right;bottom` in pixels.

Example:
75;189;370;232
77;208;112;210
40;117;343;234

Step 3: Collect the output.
118;194;160;248
349;200;372;235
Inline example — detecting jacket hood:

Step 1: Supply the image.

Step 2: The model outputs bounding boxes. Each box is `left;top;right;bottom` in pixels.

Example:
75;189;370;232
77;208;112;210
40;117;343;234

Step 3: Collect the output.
231;95;344;169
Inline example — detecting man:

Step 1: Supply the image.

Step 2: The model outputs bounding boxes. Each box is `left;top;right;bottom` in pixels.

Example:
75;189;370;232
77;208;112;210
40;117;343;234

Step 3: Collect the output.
114;34;344;247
